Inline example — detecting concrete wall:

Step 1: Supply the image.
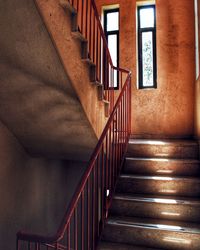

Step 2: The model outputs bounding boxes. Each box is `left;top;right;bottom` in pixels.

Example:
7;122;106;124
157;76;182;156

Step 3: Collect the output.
35;0;108;138
0;121;87;250
96;0;196;138
0;0;98;161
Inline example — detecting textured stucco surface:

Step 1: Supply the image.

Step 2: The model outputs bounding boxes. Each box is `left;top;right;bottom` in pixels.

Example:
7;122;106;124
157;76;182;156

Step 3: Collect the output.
35;0;108;137
0;121;87;250
96;0;195;138
195;0;200;139
0;0;98;160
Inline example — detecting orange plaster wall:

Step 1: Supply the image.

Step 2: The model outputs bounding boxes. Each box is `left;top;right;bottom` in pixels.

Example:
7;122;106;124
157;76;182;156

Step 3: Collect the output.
195;0;200;138
96;0;195;138
34;0;107;138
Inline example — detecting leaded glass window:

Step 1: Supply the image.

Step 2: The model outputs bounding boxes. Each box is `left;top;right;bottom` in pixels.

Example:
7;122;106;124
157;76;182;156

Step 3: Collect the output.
138;5;157;89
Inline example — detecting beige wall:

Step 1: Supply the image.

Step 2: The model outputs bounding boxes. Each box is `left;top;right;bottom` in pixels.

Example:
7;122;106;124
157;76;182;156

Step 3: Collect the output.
96;0;196;138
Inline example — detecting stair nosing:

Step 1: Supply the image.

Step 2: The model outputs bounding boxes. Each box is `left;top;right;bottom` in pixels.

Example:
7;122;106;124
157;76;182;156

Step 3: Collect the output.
125;157;200;163
119;174;200;181
106;217;200;234
113;194;200;205
128;139;198;146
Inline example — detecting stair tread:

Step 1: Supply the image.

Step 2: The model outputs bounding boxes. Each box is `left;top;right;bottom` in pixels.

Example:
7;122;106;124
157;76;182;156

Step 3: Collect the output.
128;139;198;146
126;157;200;163
97;242;157;250
119;174;200;181
106;216;200;234
113;193;200;205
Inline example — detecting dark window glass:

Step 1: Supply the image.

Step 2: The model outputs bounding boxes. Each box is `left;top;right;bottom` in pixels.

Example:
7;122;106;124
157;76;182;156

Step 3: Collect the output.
138;5;157;89
104;8;119;89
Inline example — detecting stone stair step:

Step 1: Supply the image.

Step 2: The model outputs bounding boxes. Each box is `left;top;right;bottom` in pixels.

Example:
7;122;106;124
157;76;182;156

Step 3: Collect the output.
97;242;158;250
101;216;200;250
116;175;200;197
59;0;77;14
124;157;200;176
127;139;199;159
110;194;200;223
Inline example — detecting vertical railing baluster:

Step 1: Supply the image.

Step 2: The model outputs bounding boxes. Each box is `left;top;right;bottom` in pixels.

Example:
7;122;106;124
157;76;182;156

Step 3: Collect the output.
126;86;128;141
81;0;84;34
101;143;105;229
108;122;112;192
77;0;79;15
105;133;109;212
120;100;123;158
16;239;19;250
55;242;58;250
122;95;126;151
96;157;99;241
89;1;92;59
85;0;88;40
129;78;132;133
87;179;90;250
28;241;31;250
81;191;84;250
67;223;70;250
96;26;99;81
92;167;95;249
93;18;96;64
116;110;119;175
74;209;77;250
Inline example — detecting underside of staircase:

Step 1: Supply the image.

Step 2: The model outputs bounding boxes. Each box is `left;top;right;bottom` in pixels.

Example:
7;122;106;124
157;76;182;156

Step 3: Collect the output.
97;139;200;250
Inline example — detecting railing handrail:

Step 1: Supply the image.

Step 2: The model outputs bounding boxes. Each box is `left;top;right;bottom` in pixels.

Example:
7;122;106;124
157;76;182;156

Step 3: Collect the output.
17;70;131;244
90;0;114;68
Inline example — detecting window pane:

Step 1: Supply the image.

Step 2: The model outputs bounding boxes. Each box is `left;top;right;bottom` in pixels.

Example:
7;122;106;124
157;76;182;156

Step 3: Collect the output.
108;34;118;87
142;32;154;87
107;12;119;31
140;7;154;28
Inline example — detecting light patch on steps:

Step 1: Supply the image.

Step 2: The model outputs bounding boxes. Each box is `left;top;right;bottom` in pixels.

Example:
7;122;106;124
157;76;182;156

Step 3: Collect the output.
163;237;191;245
161;212;180;217
157;169;174;174
154;198;177;204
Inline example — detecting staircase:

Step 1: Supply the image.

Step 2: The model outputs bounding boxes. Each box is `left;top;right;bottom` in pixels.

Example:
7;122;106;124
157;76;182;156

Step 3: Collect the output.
98;139;200;249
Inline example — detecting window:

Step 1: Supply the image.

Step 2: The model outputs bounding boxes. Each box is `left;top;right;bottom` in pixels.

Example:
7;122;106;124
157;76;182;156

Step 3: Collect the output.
104;8;119;88
138;5;157;89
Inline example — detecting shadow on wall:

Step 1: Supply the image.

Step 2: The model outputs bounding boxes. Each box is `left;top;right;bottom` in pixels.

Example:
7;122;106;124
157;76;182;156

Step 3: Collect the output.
0;62;97;160
0;121;88;250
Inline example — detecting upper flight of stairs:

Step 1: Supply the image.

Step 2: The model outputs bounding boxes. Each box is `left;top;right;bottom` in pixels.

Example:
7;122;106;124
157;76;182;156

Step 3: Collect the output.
98;139;200;250
59;0;110;115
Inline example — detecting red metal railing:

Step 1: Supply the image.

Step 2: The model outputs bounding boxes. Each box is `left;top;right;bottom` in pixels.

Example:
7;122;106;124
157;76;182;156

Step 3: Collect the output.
17;70;131;250
61;0;124;112
16;0;132;249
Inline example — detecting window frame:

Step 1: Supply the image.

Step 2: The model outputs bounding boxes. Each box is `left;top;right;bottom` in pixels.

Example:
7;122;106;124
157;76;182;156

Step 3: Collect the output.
104;8;120;89
137;4;157;89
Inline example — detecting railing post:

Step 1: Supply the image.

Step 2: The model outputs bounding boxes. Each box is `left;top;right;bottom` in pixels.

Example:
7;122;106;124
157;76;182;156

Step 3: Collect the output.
16;238;20;250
